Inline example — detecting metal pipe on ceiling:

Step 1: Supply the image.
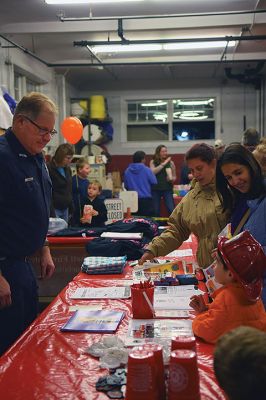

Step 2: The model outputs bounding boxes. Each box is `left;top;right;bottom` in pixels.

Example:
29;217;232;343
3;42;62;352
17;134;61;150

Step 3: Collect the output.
0;33;265;69
49;59;266;67
74;34;266;47
59;8;266;22
0;34;49;66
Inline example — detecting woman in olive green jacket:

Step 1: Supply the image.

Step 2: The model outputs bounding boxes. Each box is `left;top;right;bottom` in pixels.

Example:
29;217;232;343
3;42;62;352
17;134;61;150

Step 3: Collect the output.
139;143;229;269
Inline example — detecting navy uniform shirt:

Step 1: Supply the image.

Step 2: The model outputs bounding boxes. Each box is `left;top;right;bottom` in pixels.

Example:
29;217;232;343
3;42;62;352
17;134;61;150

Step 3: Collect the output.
0;129;52;257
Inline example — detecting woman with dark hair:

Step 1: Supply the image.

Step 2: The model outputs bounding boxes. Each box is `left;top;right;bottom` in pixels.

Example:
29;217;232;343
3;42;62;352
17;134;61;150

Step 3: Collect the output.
139;143;229;269
150;145;176;216
48;143;74;223
216;144;266;306
216;144;266;240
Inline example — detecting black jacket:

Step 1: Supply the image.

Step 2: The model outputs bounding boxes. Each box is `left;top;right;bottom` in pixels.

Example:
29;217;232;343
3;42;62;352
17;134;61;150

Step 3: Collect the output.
82;196;107;227
48;159;73;210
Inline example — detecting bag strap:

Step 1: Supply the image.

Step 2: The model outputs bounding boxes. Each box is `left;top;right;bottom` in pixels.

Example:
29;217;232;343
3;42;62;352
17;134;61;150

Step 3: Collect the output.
75;175;83;218
233;208;251;236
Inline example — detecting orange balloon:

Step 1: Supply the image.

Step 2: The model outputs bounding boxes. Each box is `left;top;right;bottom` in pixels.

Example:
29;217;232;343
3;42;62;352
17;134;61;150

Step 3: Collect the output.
60;117;83;145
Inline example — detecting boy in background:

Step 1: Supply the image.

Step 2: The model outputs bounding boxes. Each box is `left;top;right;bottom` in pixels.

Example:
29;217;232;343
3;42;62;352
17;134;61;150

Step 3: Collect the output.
124;151;157;216
214;326;266;400
190;231;266;343
81;180;107;227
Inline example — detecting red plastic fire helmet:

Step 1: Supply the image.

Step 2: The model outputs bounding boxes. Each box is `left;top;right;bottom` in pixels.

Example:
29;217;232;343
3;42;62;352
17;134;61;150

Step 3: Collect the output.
217;231;266;302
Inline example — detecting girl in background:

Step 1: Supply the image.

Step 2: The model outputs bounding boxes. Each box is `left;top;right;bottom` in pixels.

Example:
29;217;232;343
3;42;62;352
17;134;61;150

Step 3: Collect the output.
150;145;176;216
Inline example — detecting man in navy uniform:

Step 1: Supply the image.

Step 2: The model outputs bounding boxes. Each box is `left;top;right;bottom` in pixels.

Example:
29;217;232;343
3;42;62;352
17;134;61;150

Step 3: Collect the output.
0;92;57;355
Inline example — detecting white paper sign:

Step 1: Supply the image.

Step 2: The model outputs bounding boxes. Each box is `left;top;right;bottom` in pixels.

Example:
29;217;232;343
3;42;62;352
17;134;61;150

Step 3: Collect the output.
104;199;124;222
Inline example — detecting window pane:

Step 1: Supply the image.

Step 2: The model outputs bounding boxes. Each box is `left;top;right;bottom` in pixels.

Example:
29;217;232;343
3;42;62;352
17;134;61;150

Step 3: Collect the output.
172;121;215;141
26;79;38;93
173;98;214;120
127;100;168;123
127;124;169;141
128;103;136;112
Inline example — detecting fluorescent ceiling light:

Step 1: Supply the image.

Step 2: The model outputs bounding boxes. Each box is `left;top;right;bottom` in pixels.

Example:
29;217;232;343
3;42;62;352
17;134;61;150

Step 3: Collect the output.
91;41;235;54
153;114;167;122
164;41;236;50
141;101;167;107
45;0;142;3
179;115;208;120
91;44;162;54
176;99;214;106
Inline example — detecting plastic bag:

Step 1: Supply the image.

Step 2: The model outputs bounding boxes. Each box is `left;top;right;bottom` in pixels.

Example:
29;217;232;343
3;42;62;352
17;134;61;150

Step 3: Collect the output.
48;218;68;235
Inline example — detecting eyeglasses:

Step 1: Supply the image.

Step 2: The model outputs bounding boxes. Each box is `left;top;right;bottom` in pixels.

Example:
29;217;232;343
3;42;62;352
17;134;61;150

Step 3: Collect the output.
21;115;57;136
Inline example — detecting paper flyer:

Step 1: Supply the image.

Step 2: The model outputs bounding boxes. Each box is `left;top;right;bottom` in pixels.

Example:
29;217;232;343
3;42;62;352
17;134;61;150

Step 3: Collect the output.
71;286;131;299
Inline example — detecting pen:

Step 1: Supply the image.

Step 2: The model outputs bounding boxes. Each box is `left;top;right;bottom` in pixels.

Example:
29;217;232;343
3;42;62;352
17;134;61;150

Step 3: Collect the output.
143;291;156;318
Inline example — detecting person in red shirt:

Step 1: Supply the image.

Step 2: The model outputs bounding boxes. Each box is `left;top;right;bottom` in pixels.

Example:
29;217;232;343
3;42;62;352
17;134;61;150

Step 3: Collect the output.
190;231;266;344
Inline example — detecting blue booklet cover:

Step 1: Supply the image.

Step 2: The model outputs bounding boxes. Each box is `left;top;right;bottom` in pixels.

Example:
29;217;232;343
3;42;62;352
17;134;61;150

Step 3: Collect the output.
61;309;125;333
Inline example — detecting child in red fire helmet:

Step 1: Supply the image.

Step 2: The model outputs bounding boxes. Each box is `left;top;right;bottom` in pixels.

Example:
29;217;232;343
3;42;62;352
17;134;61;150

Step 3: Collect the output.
190;231;266;343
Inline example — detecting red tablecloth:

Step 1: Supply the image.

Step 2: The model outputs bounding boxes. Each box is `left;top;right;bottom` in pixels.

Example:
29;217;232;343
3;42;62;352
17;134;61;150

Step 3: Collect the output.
0;236;225;400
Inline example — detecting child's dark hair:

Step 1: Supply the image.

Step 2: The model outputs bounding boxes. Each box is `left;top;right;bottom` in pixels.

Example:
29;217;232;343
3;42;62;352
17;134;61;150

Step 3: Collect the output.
214;326;266;400
133;151;146;163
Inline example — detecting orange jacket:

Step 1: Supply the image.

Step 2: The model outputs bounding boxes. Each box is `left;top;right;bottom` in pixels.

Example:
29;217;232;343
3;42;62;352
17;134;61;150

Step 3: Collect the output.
192;283;266;344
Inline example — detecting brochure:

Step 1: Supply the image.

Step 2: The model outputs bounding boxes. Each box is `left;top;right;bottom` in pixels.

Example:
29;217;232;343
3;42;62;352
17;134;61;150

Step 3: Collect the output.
71;286;131;299
61;309;125;333
203;262;223;295
134;259;197;275
125;319;193;346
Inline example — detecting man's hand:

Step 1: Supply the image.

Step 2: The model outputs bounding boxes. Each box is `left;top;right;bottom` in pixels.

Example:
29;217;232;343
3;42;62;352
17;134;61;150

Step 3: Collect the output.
0;274;11;309
138;251;155;266
189;294;208;313
39;246;55;279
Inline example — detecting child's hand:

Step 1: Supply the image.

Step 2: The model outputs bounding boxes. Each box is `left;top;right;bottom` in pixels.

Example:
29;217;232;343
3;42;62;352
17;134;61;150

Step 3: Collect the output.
189;295;208;313
92;209;98;216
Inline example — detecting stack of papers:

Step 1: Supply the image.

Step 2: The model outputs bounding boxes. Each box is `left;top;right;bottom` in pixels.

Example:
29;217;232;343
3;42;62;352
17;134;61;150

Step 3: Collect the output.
81;256;127;275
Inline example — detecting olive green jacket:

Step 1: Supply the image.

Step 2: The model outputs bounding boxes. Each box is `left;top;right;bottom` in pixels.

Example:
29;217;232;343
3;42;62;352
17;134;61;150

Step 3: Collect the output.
147;180;230;268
